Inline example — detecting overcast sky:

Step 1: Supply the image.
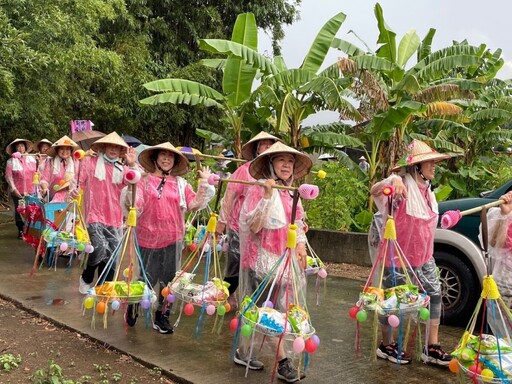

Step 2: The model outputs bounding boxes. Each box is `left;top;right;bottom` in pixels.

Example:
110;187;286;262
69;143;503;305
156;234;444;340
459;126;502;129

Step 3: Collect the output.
259;0;511;125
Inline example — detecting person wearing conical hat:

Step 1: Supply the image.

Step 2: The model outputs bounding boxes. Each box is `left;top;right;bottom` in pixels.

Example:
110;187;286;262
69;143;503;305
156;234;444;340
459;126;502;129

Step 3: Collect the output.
236;141;312;381
122;142;215;333
39;135;79;202
5;138;37;238
74;131;138;295
216;131;283;311
358;155;369;173
34;138;53;173
370;139;454;366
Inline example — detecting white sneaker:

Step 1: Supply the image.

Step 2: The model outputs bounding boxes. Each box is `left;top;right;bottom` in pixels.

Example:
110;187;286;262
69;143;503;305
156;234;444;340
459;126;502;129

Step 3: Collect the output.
79;276;91;294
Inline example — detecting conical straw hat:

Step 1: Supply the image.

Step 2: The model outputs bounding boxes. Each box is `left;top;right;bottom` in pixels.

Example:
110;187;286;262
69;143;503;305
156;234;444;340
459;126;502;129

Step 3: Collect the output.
34;139;53;153
46;135;79;158
250;142;312;180
138;142;190;176
241;131;283;160
90;132;129;154
391;139;452;172
6;138;33;155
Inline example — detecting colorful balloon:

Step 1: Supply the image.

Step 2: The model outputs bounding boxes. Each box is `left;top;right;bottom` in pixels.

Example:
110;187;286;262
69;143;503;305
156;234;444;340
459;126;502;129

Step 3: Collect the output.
229;317;239;333
349;306;359;319
140;298;151;310
161;286;170;297
206;305;216;316
184;303;195;316
262;300;274;309
419;307;430;321
293;337;305;353
59;242;68;252
96;301;106;314
305;338;317;353
84;296;94;309
311;334;320;347
167;293;175;303
217;305;226;316
388;314;400;328
317;268;327;279
356;310;368;322
241;324;252;337
111;300;120;311
77;243;85;252
448;358;460;373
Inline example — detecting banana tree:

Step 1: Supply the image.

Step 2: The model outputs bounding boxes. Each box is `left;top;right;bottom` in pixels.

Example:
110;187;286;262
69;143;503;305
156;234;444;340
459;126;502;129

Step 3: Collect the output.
332;3;483;182
140;13;260;158
198;11;362;150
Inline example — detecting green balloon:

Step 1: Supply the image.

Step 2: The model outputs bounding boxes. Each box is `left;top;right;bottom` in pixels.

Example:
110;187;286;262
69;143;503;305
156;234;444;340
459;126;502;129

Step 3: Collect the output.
356;310;368;322
217;305;226;316
241;324;253;337
77;243;85;252
419;307;430;321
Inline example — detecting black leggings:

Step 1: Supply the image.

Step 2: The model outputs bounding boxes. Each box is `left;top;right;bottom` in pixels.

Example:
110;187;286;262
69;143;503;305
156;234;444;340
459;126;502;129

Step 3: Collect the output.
81;260;115;285
12;195;23;233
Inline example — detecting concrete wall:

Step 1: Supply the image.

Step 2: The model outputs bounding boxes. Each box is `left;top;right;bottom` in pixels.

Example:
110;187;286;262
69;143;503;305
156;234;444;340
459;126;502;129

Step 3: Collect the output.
307;229;371;267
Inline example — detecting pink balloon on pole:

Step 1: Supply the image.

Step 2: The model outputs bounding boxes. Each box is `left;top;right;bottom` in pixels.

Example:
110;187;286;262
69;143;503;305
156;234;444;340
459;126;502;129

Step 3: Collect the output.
12;152;21;159
297;184;319;200
125;169;141;184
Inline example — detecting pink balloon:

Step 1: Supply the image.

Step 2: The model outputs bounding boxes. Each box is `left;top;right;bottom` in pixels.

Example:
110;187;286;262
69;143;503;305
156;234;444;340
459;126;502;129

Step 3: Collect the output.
59;242;68;252
293;337;305;353
12;152;21;159
441;210;462;229
388;314;400;328
206;304;216;316
318;268;327;279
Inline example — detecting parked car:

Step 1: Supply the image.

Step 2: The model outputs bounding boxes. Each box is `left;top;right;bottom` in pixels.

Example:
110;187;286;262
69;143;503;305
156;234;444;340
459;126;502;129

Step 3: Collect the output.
434;179;512;326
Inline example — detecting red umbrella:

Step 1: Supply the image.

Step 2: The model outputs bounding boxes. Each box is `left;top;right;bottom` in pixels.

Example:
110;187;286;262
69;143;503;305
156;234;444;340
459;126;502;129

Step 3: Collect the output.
71;130;106;150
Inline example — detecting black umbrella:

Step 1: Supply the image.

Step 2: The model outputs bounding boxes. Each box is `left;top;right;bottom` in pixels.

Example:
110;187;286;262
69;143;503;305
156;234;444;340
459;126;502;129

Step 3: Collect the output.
121;135;143;148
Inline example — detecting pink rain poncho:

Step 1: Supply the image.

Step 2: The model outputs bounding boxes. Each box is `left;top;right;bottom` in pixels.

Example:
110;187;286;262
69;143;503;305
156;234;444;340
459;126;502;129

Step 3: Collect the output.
78;155;130;228
218;161;252;232
372;174;438;268
129;174;214;248
40;156;78;202
5;157;37;195
239;184;307;309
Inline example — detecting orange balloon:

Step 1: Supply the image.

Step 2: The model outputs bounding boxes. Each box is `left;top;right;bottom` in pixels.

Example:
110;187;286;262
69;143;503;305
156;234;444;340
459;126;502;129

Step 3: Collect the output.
161;286;170;297
224;303;231;313
96;301;106;314
448;358;460;373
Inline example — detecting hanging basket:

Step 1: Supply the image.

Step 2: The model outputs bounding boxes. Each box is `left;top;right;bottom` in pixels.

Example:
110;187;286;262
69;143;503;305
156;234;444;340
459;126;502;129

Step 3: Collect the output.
169;272;229;307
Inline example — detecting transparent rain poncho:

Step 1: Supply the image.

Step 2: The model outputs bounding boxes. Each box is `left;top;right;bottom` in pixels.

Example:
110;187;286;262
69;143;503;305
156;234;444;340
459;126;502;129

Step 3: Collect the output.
122;173;215;309
78;155;133;266
239;183;307;311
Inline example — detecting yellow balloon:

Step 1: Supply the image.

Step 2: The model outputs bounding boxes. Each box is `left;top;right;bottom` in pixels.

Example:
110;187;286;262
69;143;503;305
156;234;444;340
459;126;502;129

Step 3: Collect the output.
84;296;94;309
481;368;494;382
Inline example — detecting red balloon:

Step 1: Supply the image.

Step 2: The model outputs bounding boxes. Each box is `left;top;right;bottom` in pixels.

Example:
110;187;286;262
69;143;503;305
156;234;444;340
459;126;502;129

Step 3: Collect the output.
184;303;195;316
189;243;197;252
229;317;239;333
349;306;359;319
305;338;317;353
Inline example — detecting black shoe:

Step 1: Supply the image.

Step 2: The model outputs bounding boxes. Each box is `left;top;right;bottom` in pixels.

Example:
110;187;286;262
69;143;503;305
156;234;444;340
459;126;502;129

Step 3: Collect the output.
125;304;138;327
421;344;452;366
376;341;412;364
153;310;173;334
18;231;23;239
234;349;264;370
277;358;301;383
